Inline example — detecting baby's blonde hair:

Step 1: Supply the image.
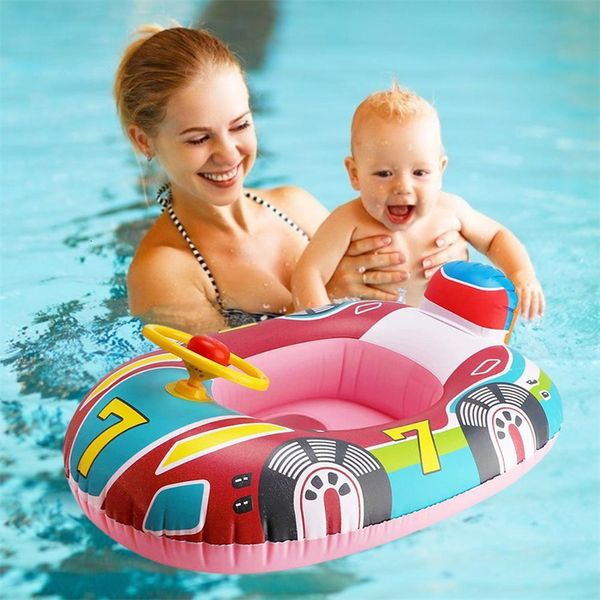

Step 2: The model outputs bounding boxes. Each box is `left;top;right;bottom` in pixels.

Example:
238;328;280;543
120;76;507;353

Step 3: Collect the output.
351;82;439;152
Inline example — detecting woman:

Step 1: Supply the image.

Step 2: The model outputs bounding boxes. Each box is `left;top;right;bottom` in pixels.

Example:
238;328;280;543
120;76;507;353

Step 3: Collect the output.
115;25;466;334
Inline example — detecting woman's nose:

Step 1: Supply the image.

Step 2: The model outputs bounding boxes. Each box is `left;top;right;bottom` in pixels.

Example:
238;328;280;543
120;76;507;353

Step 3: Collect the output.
212;135;239;165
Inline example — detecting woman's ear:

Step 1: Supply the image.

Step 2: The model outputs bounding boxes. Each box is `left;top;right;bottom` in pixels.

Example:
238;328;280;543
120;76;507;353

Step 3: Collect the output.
344;156;360;191
128;124;153;159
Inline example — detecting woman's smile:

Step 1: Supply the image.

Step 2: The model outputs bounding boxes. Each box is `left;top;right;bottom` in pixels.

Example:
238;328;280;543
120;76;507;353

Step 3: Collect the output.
198;162;243;188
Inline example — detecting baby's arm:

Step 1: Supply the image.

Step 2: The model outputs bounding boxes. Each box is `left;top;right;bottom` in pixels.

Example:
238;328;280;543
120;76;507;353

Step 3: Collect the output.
292;205;357;310
450;195;545;320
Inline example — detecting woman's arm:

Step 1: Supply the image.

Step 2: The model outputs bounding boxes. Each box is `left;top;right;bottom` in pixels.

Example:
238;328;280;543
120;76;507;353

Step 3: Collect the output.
128;248;227;334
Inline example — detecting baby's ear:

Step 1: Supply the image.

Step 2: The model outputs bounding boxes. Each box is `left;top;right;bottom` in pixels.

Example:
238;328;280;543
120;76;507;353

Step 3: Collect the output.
344;156;360;190
440;155;449;174
438;156;448;190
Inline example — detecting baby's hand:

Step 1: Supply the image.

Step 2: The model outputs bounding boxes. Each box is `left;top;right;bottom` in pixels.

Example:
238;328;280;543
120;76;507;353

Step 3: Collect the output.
511;270;545;321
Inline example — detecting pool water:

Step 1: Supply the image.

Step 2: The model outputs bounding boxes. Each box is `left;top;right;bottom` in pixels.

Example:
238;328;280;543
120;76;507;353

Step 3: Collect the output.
1;0;598;598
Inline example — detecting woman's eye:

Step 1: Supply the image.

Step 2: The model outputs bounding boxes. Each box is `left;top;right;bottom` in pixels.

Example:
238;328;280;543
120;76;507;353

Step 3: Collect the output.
187;136;209;145
233;120;251;132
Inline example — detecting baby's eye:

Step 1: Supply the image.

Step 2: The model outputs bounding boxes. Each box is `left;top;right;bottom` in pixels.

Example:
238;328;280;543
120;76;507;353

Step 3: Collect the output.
374;170;393;177
414;169;430;177
187;135;210;145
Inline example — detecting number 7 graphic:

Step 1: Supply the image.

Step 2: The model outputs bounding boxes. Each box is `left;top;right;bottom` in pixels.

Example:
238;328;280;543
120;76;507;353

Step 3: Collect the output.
77;397;148;478
383;420;441;475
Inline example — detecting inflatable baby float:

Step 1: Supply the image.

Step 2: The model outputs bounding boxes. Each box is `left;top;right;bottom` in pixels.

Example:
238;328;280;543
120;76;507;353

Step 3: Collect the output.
63;262;562;573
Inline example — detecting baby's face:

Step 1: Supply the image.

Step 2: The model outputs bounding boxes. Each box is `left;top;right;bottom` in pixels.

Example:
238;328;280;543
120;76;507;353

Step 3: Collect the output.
346;114;447;231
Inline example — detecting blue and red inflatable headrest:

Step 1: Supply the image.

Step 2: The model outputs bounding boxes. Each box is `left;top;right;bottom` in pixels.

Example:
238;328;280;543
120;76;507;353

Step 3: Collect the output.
423;261;518;334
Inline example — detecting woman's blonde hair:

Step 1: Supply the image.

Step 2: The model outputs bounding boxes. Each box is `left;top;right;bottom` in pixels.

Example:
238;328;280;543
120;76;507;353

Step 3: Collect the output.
114;25;242;138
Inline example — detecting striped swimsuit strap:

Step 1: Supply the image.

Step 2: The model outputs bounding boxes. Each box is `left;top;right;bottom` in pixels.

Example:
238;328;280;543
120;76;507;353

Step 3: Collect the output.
155;184;309;312
242;191;309;241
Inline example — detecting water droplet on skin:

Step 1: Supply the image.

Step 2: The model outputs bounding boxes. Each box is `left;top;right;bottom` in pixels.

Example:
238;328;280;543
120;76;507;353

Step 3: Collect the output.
263;282;270;288
262;304;271;310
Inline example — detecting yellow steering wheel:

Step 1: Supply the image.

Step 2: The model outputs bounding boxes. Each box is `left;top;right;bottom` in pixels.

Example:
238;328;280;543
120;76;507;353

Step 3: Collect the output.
142;324;269;401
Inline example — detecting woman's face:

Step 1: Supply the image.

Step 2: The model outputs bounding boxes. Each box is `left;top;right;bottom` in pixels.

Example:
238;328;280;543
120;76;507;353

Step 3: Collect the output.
152;67;257;206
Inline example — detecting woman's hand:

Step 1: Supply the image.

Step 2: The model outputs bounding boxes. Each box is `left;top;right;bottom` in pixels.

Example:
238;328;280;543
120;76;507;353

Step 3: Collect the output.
326;235;410;301
421;229;469;280
326;229;469;302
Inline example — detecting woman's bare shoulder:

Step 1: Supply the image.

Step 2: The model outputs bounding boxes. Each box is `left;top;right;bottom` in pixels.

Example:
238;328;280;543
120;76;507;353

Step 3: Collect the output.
134;214;174;249
127;218;210;311
131;216;190;268
252;185;330;237
130;239;184;276
128;244;194;297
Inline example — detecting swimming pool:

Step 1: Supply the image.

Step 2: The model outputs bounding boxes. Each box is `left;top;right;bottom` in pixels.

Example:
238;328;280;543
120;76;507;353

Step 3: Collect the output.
1;0;598;598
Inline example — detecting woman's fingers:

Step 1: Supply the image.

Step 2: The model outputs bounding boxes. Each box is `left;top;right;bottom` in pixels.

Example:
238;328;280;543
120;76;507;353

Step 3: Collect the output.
422;247;455;271
434;228;461;249
422;230;469;271
327;250;409;301
346;235;406;261
359;288;403;302
357;252;409;272
362;269;408;285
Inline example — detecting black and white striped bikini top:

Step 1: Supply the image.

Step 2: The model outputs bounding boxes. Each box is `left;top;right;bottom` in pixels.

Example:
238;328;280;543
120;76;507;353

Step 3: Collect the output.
155;184;309;327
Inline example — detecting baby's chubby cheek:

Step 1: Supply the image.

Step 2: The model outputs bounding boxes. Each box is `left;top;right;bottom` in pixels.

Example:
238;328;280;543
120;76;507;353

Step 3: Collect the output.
371;199;387;215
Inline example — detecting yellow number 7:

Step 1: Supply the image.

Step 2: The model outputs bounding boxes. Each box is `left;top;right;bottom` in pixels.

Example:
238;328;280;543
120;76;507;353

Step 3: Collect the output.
383;419;441;474
77;397;148;478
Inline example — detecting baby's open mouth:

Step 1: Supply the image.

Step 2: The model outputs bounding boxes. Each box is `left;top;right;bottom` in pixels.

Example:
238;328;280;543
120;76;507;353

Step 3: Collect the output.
387;204;415;225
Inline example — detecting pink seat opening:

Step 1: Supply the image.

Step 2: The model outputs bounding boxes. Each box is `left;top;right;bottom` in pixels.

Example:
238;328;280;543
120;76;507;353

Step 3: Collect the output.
212;338;443;432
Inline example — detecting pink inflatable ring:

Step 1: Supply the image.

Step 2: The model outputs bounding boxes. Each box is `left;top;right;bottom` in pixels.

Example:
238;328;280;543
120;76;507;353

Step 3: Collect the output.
63;261;562;573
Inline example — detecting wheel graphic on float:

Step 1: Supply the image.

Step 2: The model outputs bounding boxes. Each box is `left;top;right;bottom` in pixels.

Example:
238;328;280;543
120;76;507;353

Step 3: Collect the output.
258;438;391;542
456;383;549;483
296;465;362;539
489;405;535;470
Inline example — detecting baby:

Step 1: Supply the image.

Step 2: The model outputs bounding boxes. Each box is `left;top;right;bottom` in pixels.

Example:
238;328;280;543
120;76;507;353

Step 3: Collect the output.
292;83;544;320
